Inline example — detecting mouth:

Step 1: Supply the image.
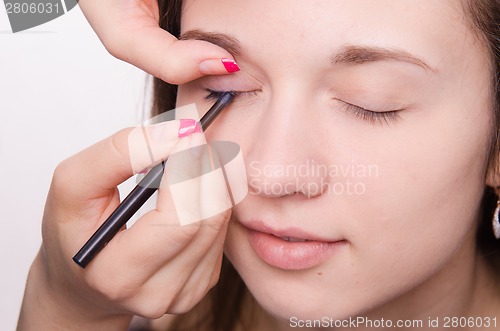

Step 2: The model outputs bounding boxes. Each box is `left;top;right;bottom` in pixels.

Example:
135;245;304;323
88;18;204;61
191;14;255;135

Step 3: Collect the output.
276;237;310;242
239;220;347;270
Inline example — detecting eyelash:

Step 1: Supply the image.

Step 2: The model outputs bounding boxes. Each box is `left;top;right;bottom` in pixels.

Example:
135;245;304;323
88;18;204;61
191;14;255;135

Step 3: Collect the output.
205;89;258;101
204;89;402;125
337;100;402;125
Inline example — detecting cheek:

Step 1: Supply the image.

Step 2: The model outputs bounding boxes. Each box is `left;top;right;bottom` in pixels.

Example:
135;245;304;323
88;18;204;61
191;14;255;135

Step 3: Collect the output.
221;105;491;321
348;97;491;280
350;37;495;274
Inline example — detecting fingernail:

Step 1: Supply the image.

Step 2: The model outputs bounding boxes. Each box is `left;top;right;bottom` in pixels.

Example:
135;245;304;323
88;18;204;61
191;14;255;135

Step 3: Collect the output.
138;167;150;174
178;119;202;138
194;122;202;133
221;58;240;73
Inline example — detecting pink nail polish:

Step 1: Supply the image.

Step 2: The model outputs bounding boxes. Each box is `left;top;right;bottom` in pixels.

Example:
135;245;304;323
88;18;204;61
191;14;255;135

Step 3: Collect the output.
193;122;203;134
138;167;150;174
178;119;201;138
221;58;240;73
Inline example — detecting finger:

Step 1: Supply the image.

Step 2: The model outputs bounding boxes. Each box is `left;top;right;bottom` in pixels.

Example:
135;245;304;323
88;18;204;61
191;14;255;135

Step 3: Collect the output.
126;32;240;84
173;218;228;293
97;127;226;275
92;207;229;284
101;131;228;276
157;134;233;227
156;131;207;214
78;1;239;84
52;119;198;203
83;210;199;296
145;216;229;313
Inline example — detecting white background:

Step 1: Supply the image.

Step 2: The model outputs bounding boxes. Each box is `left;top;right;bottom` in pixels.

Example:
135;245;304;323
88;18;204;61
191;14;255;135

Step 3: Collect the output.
0;5;147;330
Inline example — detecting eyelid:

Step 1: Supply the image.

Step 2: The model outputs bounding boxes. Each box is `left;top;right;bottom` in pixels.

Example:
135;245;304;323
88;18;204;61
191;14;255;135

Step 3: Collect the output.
333;98;404;125
204;88;259;101
332;97;407;113
200;70;263;92
333;98;405;113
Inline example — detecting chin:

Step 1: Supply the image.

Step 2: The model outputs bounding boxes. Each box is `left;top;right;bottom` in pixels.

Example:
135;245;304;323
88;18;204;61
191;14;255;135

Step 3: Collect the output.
224;234;370;323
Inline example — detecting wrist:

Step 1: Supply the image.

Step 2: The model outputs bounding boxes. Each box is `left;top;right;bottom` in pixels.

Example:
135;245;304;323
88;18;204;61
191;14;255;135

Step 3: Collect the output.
17;251;132;331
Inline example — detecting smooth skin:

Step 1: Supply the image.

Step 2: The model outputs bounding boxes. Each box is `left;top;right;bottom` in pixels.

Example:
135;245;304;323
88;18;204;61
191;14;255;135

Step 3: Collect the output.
18;1;500;331
177;0;500;329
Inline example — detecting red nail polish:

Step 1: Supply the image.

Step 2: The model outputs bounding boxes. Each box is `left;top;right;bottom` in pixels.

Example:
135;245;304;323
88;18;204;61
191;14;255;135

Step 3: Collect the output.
221;58;240;73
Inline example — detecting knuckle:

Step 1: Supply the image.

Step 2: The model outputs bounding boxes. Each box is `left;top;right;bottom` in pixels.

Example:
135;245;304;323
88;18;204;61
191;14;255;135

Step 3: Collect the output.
169;280;213;314
138;309;166;320
86;272;138;303
168;294;200;315
202;210;231;233
130;302;169;320
157;57;186;85
52;161;68;185
209;269;221;289
165;222;203;245
126;287;176;318
127;243;161;269
51;159;75;193
101;33;127;60
104;42;121;59
178;222;203;238
110;127;133;160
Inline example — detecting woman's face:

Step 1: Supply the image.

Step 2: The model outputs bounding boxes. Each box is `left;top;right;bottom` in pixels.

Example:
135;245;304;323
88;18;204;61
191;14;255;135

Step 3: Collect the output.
177;0;493;321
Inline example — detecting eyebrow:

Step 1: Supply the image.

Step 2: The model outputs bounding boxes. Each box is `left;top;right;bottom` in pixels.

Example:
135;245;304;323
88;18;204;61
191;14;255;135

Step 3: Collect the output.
180;30;241;55
331;45;437;73
180;30;436;73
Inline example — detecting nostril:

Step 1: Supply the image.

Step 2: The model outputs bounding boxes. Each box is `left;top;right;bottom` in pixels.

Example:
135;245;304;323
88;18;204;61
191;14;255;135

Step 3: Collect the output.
287;190;323;200
247;181;327;199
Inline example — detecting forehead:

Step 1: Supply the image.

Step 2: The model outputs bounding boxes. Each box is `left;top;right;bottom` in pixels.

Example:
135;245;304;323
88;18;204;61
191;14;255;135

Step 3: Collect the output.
181;0;469;67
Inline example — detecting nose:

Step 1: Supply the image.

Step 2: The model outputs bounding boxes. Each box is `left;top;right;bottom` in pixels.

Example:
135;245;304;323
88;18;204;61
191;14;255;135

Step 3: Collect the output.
245;92;332;199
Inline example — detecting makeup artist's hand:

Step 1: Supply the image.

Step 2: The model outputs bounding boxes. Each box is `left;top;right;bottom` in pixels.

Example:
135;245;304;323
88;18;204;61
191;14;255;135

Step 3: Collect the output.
17;121;230;331
77;0;239;84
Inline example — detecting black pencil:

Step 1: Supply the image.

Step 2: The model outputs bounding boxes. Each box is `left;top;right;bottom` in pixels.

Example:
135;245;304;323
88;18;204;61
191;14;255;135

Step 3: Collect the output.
73;92;235;268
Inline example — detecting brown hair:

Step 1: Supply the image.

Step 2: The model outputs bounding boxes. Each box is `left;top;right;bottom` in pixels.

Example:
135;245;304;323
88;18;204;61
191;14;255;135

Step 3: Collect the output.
463;0;500;271
153;3;248;330
151;1;500;330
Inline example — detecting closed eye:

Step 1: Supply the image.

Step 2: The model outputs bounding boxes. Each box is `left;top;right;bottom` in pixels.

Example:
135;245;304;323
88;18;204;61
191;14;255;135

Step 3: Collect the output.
205;89;259;101
204;90;403;125
334;99;403;125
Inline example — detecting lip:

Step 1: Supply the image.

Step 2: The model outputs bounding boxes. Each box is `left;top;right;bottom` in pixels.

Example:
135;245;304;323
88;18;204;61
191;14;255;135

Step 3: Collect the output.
239;220;347;270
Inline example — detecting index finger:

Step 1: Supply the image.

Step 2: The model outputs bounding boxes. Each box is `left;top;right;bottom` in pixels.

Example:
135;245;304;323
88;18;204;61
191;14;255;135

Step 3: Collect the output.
125;30;240;84
52;119;199;204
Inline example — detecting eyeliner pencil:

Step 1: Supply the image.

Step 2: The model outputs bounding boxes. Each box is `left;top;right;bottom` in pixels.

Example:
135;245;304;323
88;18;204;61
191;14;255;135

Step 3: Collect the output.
73;92;234;268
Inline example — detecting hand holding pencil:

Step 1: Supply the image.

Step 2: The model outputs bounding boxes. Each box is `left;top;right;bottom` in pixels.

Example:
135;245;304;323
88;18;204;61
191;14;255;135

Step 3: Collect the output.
18;106;233;329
